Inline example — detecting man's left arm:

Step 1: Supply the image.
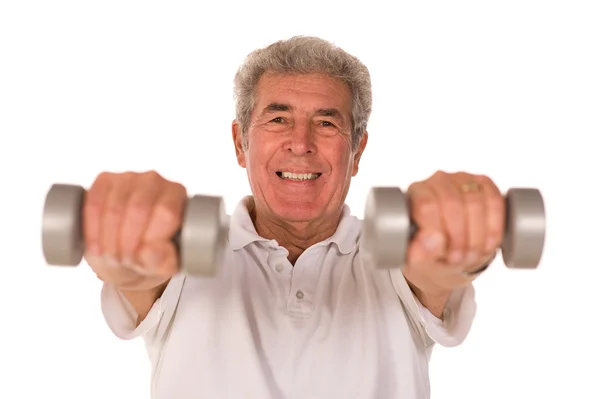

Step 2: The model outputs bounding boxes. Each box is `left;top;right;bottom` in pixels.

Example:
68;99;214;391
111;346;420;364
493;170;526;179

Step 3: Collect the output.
404;254;493;347
389;266;481;349
410;257;491;319
386;171;505;347
409;277;478;348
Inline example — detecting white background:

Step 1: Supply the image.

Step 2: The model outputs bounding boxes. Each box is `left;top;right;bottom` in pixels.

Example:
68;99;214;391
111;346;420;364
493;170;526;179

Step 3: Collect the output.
1;1;599;398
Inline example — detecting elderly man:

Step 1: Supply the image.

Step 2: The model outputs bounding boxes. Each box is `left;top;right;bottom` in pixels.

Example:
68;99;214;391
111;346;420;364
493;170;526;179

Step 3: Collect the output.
88;36;502;398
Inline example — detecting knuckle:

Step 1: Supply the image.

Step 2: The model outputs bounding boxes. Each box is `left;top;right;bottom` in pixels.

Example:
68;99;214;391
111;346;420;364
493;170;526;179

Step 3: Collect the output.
153;203;181;226
96;171;114;182
412;196;438;219
113;171;134;186
407;181;426;193
120;171;135;180
142;170;163;182
432;170;449;180
170;182;187;197
478;174;494;185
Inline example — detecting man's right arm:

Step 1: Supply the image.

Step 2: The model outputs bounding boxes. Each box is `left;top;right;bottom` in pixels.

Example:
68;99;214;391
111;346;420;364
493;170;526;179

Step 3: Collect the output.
119;279;170;327
101;273;186;341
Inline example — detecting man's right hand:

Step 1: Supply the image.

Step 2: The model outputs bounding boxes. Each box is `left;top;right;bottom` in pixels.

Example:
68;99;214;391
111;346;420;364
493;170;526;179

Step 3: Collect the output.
83;170;187;292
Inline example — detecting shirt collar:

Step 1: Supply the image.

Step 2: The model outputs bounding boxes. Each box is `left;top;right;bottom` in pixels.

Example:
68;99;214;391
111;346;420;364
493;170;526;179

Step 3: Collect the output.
229;196;358;255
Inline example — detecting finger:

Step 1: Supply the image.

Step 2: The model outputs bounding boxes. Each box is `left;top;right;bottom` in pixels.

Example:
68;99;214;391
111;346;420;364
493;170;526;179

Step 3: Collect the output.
143;183;187;243
474;175;505;253
136;241;179;277
406;230;446;267
406;182;447;263
83;172;113;258
119;173;163;264
429;173;467;264
453;173;486;264
101;173;135;264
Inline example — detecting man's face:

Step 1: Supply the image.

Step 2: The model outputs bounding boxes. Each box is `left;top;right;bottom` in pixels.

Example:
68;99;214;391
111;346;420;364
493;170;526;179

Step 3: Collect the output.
232;72;368;224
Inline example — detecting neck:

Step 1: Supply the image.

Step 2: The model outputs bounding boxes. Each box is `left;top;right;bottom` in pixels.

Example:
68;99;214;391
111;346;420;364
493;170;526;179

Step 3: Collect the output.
249;199;342;264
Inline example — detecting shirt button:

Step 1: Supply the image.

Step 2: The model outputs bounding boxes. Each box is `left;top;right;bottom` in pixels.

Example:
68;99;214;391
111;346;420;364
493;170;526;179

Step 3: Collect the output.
275;264;284;273
295;290;304;299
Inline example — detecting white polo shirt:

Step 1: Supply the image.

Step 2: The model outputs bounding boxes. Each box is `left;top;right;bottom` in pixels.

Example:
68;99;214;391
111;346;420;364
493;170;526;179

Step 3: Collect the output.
101;196;476;399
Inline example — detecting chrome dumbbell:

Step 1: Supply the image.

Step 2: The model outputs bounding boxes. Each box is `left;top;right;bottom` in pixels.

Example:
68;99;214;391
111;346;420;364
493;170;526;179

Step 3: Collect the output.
362;186;546;269
41;183;228;277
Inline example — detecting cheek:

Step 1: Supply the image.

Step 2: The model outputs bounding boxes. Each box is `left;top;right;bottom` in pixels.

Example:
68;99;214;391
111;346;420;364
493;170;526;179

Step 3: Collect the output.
247;142;274;176
329;142;354;174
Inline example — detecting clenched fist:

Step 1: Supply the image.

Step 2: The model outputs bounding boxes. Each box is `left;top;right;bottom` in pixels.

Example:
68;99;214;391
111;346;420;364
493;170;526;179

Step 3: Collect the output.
403;171;505;298
83;171;187;291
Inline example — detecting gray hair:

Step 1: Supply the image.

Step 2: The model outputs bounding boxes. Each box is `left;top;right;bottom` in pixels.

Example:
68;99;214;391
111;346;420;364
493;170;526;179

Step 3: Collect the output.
233;36;372;151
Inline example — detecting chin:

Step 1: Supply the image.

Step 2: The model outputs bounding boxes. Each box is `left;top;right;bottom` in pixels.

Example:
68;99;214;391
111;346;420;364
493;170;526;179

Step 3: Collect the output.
268;198;324;222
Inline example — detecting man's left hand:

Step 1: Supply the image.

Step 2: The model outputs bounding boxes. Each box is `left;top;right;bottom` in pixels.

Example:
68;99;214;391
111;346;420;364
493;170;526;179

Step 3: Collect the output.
402;171;504;302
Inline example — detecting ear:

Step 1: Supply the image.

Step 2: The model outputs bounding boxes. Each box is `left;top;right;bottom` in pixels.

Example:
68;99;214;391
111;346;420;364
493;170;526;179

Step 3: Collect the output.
232;120;246;168
351;131;368;176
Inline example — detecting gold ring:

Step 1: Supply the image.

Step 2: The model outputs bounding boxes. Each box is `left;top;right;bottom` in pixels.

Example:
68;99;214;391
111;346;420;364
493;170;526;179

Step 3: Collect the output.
460;181;480;193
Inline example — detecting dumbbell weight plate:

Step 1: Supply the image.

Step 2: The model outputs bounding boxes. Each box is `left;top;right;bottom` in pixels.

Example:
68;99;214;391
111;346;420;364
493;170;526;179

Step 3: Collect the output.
41;183;228;277
362;186;546;270
179;194;228;277
362;187;411;270
42;184;85;266
502;188;546;268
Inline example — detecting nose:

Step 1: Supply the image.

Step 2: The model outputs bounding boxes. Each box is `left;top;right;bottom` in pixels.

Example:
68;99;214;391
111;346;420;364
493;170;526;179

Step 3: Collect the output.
284;121;316;156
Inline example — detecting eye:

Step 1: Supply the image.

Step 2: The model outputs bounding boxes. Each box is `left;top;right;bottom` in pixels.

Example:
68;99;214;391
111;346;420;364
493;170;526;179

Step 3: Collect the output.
270;117;285;123
320;120;336;127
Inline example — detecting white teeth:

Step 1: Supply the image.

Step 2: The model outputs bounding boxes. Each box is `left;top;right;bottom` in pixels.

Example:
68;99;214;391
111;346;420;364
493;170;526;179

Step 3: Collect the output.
280;172;320;181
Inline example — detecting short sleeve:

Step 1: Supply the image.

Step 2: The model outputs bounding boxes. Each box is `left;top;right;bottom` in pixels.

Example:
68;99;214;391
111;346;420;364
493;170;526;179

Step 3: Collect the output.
414;283;477;348
100;273;186;342
389;269;477;348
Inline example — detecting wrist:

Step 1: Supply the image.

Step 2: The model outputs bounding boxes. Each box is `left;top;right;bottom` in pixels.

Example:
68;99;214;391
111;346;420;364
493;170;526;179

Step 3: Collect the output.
407;279;452;301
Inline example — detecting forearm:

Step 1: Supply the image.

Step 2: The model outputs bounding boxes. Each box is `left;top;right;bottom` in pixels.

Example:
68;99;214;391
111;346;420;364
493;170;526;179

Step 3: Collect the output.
119;280;170;326
407;258;493;319
407;281;451;319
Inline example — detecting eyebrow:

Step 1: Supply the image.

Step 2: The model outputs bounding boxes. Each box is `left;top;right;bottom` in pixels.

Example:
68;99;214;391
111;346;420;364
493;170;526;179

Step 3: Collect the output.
264;103;291;113
262;102;345;121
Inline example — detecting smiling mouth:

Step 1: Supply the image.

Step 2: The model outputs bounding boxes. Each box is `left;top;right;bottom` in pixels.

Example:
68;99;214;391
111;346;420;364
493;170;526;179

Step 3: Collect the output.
276;171;322;181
